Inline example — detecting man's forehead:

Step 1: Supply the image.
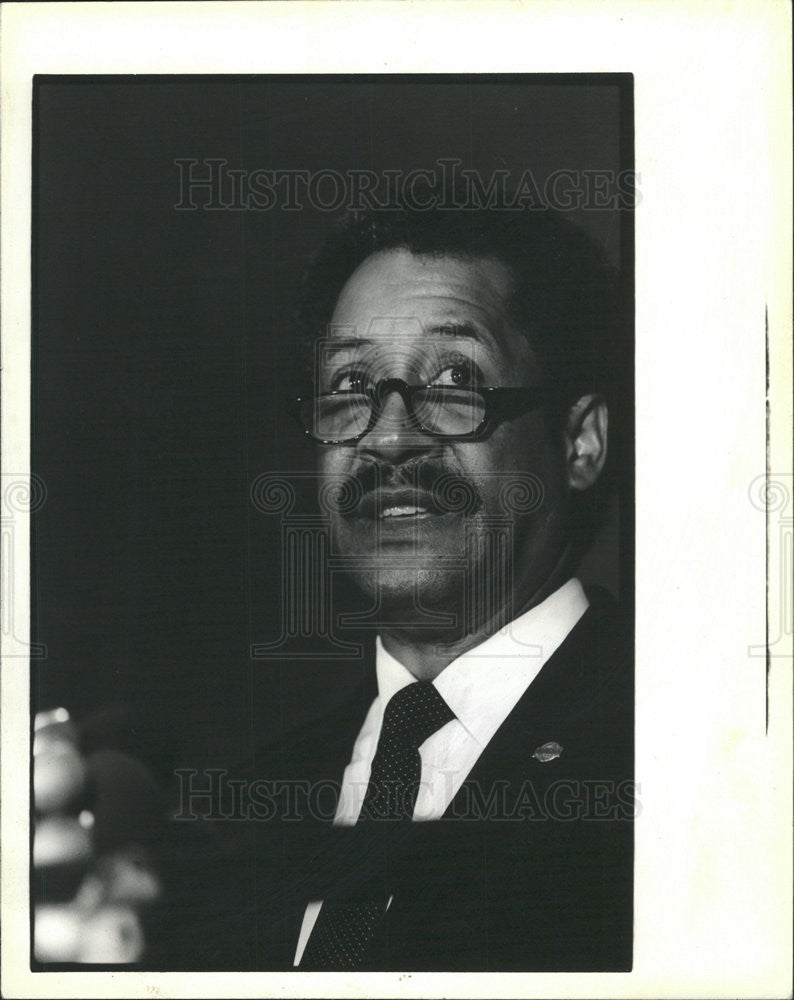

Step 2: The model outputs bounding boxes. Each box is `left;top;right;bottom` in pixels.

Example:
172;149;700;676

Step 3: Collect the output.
327;248;524;355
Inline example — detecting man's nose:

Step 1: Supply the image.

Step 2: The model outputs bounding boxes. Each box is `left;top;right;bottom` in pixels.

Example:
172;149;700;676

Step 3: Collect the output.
358;388;432;463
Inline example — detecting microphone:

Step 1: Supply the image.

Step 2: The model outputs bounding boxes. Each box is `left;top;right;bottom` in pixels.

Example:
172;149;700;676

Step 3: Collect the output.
34;707;168;902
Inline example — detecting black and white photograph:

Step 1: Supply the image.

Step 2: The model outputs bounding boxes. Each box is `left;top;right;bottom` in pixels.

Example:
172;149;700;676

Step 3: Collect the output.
28;72;635;972
1;3;791;999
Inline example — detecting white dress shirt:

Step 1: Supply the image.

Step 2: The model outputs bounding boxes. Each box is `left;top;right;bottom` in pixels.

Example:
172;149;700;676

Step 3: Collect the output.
293;577;589;966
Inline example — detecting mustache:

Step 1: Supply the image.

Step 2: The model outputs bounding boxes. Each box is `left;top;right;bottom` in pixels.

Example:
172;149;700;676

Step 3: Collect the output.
346;458;483;516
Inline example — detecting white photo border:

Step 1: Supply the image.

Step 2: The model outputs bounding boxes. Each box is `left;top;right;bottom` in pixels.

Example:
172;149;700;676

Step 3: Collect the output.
2;2;791;998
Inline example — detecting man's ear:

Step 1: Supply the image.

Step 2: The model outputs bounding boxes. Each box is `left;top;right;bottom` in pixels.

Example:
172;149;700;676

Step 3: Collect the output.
564;394;608;491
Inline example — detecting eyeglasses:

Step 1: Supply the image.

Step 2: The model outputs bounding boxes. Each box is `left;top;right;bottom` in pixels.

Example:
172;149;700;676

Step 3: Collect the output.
290;378;546;445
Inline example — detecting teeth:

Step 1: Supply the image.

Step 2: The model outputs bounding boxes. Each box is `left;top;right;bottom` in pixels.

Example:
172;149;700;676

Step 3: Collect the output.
381;505;428;519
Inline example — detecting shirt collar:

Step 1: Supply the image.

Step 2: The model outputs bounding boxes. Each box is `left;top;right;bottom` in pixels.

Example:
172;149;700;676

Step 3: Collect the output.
375;578;589;749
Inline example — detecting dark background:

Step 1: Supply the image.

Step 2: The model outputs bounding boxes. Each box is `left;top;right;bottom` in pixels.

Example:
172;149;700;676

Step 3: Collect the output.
32;76;633;777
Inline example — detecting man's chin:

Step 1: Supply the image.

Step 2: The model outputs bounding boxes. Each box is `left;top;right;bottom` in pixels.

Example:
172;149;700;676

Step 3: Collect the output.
347;567;464;629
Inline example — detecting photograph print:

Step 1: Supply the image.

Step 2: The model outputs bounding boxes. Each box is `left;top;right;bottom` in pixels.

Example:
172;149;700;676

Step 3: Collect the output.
31;74;635;972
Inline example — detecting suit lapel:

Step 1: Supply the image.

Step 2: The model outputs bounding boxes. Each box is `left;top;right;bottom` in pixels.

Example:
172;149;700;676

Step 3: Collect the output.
442;602;628;818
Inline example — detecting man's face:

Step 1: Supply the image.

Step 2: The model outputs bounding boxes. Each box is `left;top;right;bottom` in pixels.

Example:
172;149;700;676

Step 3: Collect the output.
316;249;573;632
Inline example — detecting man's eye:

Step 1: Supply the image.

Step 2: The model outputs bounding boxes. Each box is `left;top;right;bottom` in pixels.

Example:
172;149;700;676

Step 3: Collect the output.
329;369;369;392
432;361;476;387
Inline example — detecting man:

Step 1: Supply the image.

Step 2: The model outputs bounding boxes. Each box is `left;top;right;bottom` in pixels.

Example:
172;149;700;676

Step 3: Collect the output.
34;203;633;971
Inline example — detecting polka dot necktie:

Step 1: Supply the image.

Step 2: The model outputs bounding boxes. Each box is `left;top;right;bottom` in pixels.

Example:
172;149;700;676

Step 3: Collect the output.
300;681;455;969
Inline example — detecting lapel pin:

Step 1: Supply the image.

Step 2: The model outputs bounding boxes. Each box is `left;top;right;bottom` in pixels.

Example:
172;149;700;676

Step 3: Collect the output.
532;741;563;763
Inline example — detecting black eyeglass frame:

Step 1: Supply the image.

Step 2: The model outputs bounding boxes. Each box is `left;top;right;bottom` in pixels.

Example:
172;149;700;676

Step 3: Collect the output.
289;377;547;445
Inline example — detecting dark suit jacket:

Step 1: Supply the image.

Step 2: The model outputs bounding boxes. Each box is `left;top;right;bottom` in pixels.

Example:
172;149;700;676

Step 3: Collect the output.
148;593;633;972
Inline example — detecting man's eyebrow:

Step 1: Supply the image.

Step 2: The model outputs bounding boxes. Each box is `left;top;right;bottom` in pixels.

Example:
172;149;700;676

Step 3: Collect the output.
324;324;484;347
320;325;494;364
321;338;370;358
425;321;502;356
425;322;483;341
